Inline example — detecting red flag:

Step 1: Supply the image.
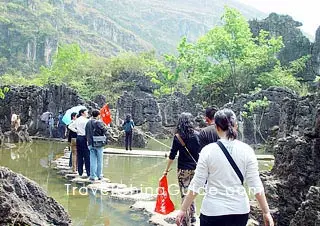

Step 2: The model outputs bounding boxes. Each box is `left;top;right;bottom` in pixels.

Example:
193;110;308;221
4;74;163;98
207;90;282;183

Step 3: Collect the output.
155;175;175;215
100;104;112;125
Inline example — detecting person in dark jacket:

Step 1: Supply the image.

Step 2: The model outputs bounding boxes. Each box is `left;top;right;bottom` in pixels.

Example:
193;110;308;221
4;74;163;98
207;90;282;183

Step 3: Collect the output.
85;109;107;181
122;114;135;151
164;112;201;226
68;112;78;173
199;106;219;149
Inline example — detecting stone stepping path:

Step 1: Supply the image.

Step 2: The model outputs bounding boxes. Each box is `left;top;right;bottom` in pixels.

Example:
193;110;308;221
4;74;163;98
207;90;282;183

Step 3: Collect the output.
70;177;111;184
112;193;157;202
131;201;197;226
86;183;140;195
52;148;264;225
30;136;67;142
104;147;169;158
52;152;157;204
104;147;274;160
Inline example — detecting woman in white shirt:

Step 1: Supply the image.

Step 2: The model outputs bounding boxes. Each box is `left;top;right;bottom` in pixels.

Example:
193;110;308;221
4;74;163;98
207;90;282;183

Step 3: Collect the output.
176;109;274;226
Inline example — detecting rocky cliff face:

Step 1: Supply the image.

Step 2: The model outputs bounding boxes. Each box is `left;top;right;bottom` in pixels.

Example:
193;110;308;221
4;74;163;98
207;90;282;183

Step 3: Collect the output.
0;0;264;74
312;27;320;76
250;13;311;66
0;85;97;136
251;92;320;226
116;90;201;137
0;84;151;147
290;186;320;226
225;87;298;145
0;166;71;225
250;13;318;82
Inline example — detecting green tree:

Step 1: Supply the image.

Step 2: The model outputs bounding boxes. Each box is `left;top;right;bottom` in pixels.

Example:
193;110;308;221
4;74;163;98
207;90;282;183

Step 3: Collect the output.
257;56;308;93
165;7;302;104
35;43;89;85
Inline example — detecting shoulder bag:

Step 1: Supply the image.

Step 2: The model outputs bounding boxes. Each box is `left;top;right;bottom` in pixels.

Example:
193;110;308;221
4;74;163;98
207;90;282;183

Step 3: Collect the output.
92;120;107;148
175;133;198;165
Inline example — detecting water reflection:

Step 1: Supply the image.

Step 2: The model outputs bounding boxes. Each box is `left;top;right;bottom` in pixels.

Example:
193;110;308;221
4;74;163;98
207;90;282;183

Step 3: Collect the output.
0;141;150;226
0;140;273;225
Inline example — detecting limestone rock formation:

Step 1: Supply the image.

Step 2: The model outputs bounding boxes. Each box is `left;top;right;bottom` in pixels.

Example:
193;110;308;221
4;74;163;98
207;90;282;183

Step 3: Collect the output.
2;125;31;144
0;85;97;137
250;13;311;66
290;186;320;226
106;126;147;148
0;166;71;225
116;90;201;138
251;93;320;226
250;13;316;82
312;26;320;77
225;87;297;144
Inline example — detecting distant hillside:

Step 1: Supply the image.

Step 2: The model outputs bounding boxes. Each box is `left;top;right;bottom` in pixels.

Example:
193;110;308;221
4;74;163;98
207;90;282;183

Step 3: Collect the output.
0;0;265;74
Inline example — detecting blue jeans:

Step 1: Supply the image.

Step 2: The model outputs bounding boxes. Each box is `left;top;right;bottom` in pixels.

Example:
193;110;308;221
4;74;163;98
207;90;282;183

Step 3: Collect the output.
88;145;104;180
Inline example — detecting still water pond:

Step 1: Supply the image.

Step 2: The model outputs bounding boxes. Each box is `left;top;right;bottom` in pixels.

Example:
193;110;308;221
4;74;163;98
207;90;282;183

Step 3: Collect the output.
0;140;273;226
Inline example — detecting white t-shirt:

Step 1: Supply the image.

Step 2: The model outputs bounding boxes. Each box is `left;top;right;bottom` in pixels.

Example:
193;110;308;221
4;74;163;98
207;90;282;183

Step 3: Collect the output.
189;139;264;216
68;116;89;136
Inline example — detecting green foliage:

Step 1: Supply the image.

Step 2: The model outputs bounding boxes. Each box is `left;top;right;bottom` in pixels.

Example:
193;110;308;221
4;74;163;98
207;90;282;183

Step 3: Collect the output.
164;7;304;104
257;56;309;94
1;73;32;86
0;87;9;99
2;44;167;104
146;54;181;96
37;43;89;85
243;96;269;117
257;64;300;91
0;6;312;105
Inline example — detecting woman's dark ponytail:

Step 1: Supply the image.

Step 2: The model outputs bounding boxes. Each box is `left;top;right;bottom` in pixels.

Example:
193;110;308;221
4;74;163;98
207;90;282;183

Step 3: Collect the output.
227;124;237;140
215;109;238;140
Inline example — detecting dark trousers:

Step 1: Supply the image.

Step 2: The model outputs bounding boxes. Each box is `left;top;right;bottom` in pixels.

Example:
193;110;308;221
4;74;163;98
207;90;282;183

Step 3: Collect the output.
200;213;249;226
125;131;133;150
76;136;90;176
58;125;66;138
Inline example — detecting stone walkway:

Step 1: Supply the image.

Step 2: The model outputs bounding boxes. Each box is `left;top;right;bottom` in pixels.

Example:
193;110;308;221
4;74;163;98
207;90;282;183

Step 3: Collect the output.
103;147;274;160
104;147;169;158
52;148;262;226
52;149;175;225
31;136;274;160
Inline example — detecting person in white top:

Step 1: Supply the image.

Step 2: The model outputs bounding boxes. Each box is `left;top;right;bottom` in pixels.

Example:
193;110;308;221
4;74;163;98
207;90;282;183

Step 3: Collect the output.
68;109;90;177
176;109;274;226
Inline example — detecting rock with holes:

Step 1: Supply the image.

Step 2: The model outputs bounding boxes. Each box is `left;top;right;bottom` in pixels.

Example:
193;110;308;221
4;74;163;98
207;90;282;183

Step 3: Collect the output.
0;166;71;225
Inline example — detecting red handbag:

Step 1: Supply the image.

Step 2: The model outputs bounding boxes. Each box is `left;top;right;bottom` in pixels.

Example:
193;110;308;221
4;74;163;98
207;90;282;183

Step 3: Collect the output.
154;175;175;215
